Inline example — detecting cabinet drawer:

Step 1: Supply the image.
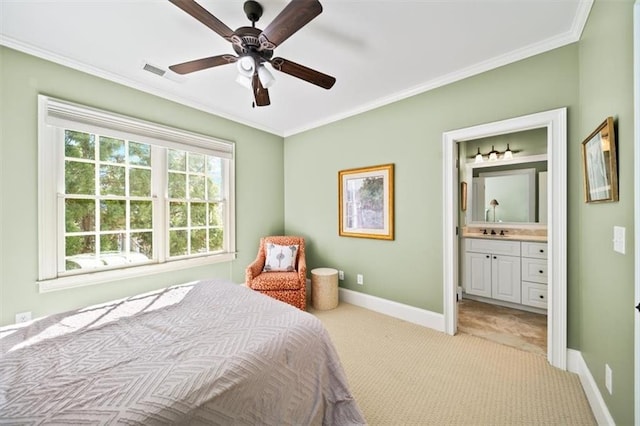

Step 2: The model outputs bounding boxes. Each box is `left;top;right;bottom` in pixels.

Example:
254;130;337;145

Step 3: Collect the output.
522;281;548;309
521;242;548;259
521;257;548;283
465;238;521;256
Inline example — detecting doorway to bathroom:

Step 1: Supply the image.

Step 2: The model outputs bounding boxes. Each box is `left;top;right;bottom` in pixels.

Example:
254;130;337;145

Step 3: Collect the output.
442;108;567;369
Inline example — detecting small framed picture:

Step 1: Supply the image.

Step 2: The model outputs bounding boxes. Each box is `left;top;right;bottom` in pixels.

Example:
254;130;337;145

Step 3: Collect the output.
338;164;394;240
581;117;618;203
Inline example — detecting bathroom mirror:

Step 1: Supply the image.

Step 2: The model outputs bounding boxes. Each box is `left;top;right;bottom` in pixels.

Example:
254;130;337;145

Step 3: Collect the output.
461;128;548;225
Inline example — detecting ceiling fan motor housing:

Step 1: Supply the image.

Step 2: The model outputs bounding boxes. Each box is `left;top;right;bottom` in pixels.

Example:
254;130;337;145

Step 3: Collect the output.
232;26;273;63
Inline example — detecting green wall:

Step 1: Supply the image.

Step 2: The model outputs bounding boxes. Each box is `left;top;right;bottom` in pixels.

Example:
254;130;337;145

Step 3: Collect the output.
575;0;635;423
284;0;634;422
0;46;285;326
284;44;579;313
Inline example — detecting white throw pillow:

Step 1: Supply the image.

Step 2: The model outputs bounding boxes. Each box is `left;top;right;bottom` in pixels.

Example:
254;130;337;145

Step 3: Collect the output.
263;243;299;272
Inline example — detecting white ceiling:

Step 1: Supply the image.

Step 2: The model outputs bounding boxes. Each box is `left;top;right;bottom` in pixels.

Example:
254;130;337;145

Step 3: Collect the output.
1;0;592;137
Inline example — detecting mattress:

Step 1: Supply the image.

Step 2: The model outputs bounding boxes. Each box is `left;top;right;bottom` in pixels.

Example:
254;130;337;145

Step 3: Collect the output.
0;279;365;425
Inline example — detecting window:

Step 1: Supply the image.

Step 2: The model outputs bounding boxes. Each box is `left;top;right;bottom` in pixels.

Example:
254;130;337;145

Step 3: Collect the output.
38;96;235;292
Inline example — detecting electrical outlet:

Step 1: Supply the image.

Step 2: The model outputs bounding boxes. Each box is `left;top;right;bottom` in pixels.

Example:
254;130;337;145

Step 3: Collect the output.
356;274;364;285
15;312;32;324
338;270;344;280
605;364;613;394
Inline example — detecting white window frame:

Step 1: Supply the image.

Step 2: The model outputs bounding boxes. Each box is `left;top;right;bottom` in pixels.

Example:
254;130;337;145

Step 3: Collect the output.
37;95;236;293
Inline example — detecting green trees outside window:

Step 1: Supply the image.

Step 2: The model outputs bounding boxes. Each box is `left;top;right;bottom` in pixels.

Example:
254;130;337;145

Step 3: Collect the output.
63;130;225;272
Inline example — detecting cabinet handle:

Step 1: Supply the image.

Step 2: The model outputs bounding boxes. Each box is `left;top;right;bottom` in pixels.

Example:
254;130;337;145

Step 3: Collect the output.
493;256;497;259
539;249;544;253
486;255;490;259
539;270;544;274
539;295;544;299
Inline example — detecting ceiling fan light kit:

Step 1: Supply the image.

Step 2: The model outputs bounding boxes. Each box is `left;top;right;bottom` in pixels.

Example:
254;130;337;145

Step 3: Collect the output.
168;0;336;107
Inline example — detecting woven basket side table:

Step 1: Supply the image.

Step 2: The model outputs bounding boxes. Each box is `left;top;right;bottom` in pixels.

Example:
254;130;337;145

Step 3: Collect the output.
311;268;339;310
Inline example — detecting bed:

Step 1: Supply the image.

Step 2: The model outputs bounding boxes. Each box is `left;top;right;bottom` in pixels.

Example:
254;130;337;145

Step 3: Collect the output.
0;279;365;425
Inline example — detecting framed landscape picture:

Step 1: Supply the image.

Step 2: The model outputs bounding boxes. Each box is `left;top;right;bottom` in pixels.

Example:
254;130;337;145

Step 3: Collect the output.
581;117;618;203
338;164;394;240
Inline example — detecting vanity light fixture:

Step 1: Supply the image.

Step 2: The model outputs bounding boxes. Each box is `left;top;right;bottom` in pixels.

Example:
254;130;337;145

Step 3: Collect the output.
474;147;484;163
488;145;499;161
473;144;515;162
503;144;513;160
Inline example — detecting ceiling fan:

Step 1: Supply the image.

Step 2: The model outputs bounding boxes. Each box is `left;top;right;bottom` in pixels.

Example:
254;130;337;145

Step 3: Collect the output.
168;0;336;107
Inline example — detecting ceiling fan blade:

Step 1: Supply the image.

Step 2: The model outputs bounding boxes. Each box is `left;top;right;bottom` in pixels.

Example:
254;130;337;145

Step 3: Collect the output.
169;0;234;41
270;57;335;89
169;55;237;74
252;73;271;107
258;0;322;50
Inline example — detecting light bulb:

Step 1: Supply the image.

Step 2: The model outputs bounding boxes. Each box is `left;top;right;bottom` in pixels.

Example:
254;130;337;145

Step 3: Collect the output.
474;147;483;163
257;65;275;88
503;144;513;160
235;74;252;89
236;56;255;78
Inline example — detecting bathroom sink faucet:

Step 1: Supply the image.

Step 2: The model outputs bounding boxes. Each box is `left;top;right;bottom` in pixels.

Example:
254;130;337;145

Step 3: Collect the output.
490;229;496;235
499;230;507;236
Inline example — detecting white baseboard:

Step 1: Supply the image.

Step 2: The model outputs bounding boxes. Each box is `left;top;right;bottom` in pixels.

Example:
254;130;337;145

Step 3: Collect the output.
338;288;445;332
567;349;615;425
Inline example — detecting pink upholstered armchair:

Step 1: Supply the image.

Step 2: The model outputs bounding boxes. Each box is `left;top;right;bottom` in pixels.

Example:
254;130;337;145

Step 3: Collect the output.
245;236;307;310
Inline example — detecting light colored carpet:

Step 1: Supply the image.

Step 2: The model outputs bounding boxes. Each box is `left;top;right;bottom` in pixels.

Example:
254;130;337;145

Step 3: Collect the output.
457;299;547;356
311;303;596;425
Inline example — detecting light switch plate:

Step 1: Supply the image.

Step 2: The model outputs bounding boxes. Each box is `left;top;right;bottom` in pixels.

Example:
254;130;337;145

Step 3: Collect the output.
613;226;625;254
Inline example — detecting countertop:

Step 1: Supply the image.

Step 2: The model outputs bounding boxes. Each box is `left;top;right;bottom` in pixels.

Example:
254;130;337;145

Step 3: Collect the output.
462;233;548;243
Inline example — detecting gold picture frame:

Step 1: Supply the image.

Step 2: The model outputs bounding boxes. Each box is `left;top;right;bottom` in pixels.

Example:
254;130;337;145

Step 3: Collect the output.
338;164;394;240
581;117;618;203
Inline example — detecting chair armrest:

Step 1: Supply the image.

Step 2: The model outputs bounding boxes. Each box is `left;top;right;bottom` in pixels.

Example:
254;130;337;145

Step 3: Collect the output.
245;257;264;285
297;255;307;283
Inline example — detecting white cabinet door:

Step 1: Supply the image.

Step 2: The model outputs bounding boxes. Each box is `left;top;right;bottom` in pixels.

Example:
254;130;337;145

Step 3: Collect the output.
491;255;522;303
464;252;492;298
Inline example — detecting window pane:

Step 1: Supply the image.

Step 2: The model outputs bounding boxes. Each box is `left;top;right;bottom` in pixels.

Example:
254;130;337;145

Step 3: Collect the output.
129;141;151;166
100;233;123;253
191;202;206;226
130;201;152;229
168;172;186;198
66;161;95;195
101;200;126;231
100;165;125;196
168;149;186;171
66;235;95;257
208;203;222;226
191;229;207;253
209;228;223;252
65;199;95;232
65;130;95;160
169;230;188;256
189;175;205;199
188;153;205;173
131;232;153;259
207;180;221;200
169;202;187;227
99;136;126;163
207;157;222;199
130;168;151;197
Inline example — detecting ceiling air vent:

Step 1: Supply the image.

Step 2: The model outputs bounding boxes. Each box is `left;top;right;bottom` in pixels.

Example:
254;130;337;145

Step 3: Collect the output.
143;62;166;77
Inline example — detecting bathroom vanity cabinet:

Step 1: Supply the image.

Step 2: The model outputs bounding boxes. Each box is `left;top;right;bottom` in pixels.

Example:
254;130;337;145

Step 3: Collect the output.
463;238;547;311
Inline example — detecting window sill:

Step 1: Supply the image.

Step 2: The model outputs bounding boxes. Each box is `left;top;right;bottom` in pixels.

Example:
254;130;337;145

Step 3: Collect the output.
38;253;237;293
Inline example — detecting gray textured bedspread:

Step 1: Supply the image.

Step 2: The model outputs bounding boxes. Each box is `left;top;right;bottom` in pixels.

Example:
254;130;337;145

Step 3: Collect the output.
0;279;365;425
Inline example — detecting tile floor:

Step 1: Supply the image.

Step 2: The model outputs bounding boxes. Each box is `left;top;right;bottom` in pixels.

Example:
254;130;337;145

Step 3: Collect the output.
457;298;547;356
